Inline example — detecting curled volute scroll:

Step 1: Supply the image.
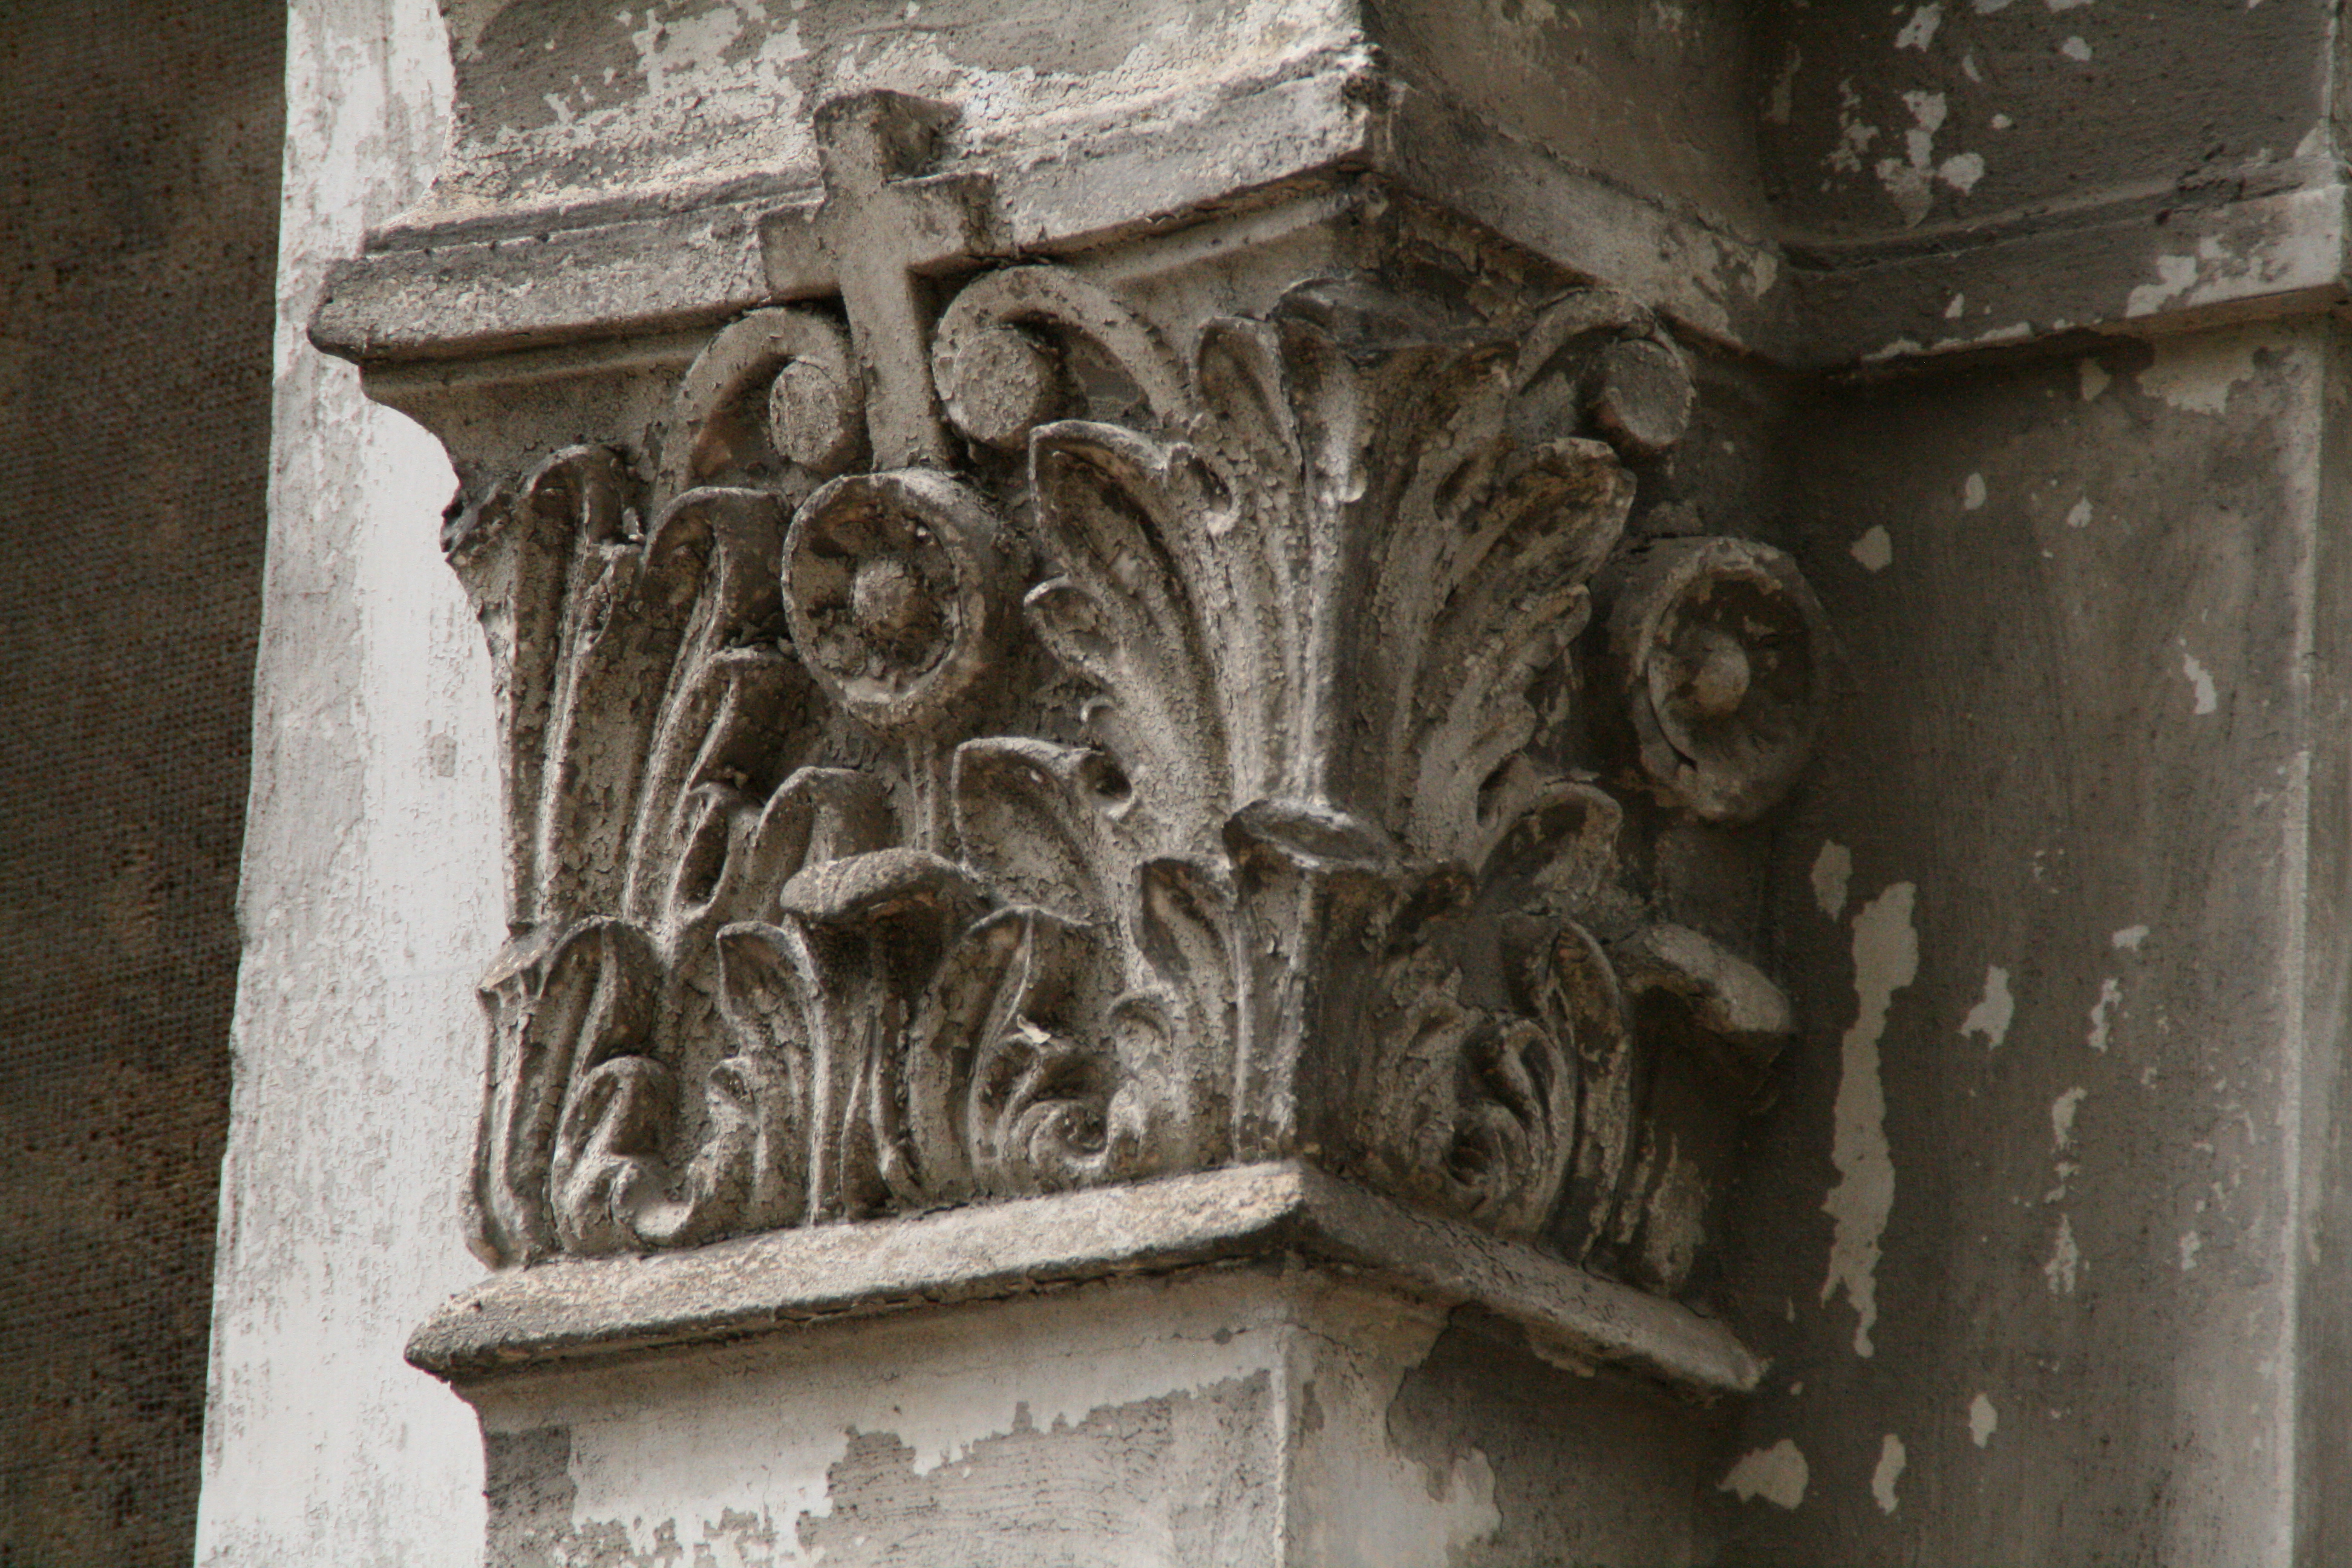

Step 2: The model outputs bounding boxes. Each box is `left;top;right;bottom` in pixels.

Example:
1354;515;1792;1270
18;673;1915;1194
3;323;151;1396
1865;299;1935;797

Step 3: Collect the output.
443;113;1827;1300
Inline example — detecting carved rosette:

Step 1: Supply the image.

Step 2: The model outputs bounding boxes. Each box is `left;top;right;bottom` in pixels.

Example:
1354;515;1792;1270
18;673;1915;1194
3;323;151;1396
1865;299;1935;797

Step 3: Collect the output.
441;95;1824;1302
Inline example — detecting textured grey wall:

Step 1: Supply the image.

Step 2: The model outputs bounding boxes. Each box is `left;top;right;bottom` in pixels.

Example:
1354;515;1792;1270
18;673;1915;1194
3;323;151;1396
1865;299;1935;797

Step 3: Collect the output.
0;4;281;1562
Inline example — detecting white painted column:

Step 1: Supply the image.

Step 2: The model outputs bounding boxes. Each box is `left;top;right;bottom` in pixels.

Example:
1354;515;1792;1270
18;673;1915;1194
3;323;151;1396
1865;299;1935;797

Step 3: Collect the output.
194;2;491;1562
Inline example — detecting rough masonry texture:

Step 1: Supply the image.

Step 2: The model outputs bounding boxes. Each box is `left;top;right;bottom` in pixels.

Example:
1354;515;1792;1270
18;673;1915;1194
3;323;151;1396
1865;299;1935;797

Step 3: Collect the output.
0;3;281;1563
202;0;2352;1563
434;103;1818;1293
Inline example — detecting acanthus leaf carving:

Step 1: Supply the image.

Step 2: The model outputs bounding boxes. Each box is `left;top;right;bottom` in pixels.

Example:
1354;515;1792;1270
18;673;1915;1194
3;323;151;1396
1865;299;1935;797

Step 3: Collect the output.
440;91;1826;1310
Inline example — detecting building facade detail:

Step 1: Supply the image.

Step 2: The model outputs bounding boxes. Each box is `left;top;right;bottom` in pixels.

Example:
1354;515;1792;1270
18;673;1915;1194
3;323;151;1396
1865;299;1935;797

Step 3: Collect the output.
444;88;1834;1316
447;90;1825;1305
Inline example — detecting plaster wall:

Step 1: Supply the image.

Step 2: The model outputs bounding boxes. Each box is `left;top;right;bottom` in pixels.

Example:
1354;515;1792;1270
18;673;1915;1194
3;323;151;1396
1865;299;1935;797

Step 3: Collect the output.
462;1268;1717;1568
414;0;1769;246
1371;0;1772;240
1763;2;2350;367
0;2;281;1560
192;0;492;1563
1762;1;2338;246
1713;319;2347;1564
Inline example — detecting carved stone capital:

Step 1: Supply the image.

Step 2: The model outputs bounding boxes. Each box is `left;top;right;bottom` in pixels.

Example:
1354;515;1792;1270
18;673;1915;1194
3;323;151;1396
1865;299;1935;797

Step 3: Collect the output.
338;79;1828;1377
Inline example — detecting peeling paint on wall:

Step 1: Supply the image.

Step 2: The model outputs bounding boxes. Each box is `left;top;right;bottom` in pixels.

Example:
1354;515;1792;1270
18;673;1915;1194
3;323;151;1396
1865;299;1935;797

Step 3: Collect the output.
1812;841;1854;920
1874;90;1967;225
2086;976;2123;1051
1720;1439;1809;1509
1895;5;1944;51
1870;1433;1906;1514
1821;883;1919;1358
1959;965;2013;1047
1827;78;1880;174
1968;1393;1997;1448
534;1281;1299;1563
1852;525;1895;572
2050;1086;2086;1151
2044;1214;2080;1294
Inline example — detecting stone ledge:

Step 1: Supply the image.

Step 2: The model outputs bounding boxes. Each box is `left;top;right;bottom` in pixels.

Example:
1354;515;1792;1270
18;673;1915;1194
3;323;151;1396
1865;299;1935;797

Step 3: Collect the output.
1795;179;2348;370
313;106;2348;379
310;70;1792;368
407;1161;1765;1397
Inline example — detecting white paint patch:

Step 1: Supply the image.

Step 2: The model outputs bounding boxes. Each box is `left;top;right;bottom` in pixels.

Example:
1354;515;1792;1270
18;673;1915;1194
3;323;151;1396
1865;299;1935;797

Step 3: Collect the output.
1960;965;2013;1048
1828;78;1880;174
2065;498;2093;529
2051;1086;2086;1151
2126;253;2201;318
625;3;752;103
1852;526;1895;572
2047;0;2094;8
1813;841;1854;920
1969;1393;1998;1448
2087;976;2123;1051
540;1276;1504;1568
1973;0;2014;10
1720;1440;1809;1509
1896;3;1943;49
1298;1293;1506;1566
2045;1213;2080;1293
2180;1229;2203;1270
2060;35;2092;60
2112;925;2149;952
2181;649;2218;714
1991;111;2014;128
1962;472;1987;510
2137;330;2267;413
1941;151;1986;192
1873;89;1965;225
1962;322;2033;348
1822;884;1919;1358
1872;1434;1907;1514
1945;293;1967;320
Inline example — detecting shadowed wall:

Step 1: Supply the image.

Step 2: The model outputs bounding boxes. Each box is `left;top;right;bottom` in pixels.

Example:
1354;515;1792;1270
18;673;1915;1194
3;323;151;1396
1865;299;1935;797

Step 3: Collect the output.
0;3;282;1561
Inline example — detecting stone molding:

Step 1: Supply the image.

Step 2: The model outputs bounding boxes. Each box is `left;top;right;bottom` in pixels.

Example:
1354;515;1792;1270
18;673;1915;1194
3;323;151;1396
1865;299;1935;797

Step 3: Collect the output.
312;9;2350;380
408;1160;1764;1396
420;89;1824;1320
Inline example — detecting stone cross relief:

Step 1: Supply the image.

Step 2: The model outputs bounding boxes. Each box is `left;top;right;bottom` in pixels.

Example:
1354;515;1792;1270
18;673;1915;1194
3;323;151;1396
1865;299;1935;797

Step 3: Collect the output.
442;88;1829;1307
762;92;1006;469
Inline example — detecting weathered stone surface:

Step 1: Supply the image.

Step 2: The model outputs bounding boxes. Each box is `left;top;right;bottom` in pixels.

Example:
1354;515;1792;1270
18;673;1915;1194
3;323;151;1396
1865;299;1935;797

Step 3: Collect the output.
0;3;281;1563
459;1264;1730;1568
411;186;1814;1305
312;0;1792;363
1763;2;2350;364
210;4;2352;1566
410;1161;1762;1395
1710;321;2352;1563
193;2;491;1565
313;2;2352;379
